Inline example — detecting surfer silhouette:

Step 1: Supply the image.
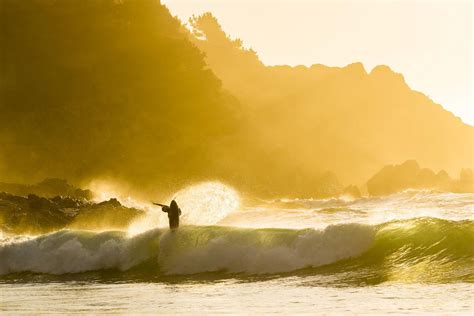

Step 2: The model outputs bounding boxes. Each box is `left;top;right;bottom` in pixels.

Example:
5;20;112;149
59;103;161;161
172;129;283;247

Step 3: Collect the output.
153;200;181;230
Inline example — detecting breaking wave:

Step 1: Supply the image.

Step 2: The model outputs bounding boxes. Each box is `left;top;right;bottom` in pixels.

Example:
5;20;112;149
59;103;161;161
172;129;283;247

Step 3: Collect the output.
0;218;472;282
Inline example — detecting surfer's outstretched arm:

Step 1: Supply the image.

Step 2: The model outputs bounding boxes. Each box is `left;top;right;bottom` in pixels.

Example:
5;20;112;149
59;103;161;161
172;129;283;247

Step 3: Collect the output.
152;202;169;213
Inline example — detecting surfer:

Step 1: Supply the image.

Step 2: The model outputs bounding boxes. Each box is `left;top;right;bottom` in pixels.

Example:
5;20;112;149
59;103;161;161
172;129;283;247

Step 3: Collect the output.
153;200;182;230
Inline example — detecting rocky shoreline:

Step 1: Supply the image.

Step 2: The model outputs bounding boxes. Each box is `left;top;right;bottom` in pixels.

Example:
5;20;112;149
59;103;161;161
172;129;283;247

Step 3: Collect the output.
0;191;144;235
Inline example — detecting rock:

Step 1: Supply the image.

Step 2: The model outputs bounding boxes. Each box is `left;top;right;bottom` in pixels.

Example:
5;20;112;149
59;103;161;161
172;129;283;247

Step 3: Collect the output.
0;192;143;234
0;193;71;234
367;160;473;196
451;169;474;193
69;198;143;231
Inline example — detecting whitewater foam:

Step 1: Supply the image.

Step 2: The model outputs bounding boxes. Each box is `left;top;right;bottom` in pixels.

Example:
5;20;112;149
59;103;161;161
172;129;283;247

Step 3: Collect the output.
0;224;374;275
0;229;160;275
221;191;474;229
158;224;375;274
1;218;472;281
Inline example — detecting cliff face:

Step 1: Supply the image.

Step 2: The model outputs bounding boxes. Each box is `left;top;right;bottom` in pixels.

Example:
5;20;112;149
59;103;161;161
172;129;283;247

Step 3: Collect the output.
189;14;474;185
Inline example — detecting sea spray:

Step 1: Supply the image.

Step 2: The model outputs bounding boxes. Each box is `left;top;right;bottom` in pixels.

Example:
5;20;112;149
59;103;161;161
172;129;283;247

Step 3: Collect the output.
127;181;240;236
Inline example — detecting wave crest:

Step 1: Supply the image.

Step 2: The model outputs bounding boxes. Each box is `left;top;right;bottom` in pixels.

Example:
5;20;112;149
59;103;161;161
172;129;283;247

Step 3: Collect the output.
0;224;374;275
158;224;374;274
0;229;160;275
0;218;472;281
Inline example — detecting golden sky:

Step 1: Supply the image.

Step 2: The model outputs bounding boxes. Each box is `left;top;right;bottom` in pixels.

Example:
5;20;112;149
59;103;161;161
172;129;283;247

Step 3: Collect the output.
163;0;473;125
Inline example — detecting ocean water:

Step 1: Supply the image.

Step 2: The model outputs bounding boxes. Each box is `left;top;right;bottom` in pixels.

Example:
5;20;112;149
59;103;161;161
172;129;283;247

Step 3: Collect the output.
1;189;473;314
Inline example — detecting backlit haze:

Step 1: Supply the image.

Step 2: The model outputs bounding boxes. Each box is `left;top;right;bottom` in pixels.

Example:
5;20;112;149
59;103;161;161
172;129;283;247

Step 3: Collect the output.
0;1;473;314
163;0;473;125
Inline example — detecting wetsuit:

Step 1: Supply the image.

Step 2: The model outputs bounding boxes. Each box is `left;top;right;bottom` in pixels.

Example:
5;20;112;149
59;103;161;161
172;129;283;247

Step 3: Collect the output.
162;200;181;229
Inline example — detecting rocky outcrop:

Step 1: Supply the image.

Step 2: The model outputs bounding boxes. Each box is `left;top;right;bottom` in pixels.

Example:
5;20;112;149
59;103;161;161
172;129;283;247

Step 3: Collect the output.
68;198;144;231
367;160;474;196
0;193;144;234
451;169;474;193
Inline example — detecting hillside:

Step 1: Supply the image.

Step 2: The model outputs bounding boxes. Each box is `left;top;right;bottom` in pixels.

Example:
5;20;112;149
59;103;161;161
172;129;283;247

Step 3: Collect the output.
0;0;239;198
188;14;474;186
1;2;472;199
